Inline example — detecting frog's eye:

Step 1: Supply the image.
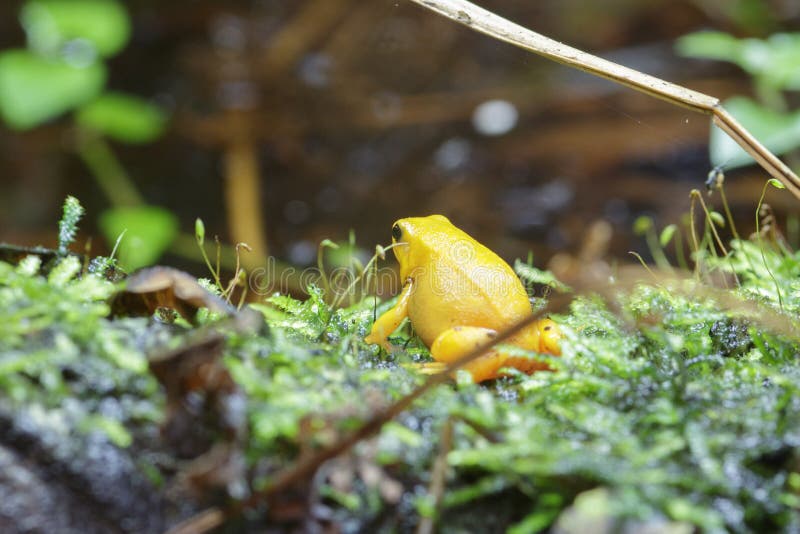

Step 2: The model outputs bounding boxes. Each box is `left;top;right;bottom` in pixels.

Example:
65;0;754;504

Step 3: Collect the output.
538;319;562;356
392;224;403;241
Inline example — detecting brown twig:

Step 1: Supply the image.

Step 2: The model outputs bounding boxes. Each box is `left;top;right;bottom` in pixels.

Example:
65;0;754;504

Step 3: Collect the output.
223;115;268;271
406;0;800;200
452;414;503;444
260;0;356;77
164;508;226;534
416;417;454;534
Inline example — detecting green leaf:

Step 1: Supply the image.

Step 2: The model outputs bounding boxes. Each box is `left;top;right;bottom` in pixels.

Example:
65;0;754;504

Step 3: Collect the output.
678;31;800;91
666;498;724;531
79;414;132;448
21;0;131;59
633;215;653;236
382;421;424;448
508;508;560;534
99;205;179;270
195;218;205;246
743;33;800;90
768;178;786;189
659;224;677;247
710;97;800;169
675;31;743;64
16;255;42;276
76;92;167;144
709;211;726;227
0;49;105;129
548;488;611;534
514;260;572;293
48;255;81;286
724;0;775;35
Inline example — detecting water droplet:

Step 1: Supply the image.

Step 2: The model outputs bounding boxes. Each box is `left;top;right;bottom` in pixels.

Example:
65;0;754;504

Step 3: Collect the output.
298;53;332;88
288;240;315;265
472;99;518;136
434;138;471;170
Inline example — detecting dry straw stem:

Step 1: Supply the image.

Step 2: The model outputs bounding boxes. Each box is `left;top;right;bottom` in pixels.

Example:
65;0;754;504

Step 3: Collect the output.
409;0;800;200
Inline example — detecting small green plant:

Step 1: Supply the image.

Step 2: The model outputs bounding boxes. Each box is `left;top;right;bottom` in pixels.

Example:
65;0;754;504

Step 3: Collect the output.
314;233;394;308
57;195;84;255
0;197;160;450
677;31;800;170
0;0;174;271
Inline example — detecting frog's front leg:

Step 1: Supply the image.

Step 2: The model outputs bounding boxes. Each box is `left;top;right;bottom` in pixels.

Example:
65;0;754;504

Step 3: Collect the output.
365;278;414;351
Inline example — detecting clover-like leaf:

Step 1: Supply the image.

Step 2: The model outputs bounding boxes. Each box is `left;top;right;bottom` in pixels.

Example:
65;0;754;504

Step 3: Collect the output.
710;97;800;169
0;49;105;129
21;0;131;59
76;92;167;144
99;205;179;271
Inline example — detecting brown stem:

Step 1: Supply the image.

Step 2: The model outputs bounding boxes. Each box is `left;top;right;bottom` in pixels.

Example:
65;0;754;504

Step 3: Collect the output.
223;114;268;270
416;417;454;534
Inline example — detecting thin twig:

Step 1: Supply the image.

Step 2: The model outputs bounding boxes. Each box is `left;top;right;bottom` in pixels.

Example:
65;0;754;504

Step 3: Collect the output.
716;181;741;242
223;124;268;270
689;191;702;278
452;414;503;444
74;131;144;207
164;508;225;534
406;0;800;199
416;417;454;534
755;182;784;310
689;189;740;288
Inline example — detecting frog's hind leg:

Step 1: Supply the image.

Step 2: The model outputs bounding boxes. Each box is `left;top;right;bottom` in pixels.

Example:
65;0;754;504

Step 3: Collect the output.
428;326;509;383
414;361;448;375
423;325;553;382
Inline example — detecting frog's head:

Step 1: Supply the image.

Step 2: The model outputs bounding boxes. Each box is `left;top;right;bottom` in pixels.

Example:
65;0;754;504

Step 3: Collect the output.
390;214;453;280
536;318;562;355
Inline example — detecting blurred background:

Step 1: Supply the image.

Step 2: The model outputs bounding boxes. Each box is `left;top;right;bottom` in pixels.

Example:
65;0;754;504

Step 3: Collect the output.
1;0;798;284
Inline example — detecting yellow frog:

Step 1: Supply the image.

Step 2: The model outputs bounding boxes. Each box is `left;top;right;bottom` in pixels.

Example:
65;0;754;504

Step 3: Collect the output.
365;214;561;382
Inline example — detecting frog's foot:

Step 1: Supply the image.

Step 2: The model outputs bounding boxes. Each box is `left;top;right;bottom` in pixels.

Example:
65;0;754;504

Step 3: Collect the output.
365;333;394;352
409;362;448;375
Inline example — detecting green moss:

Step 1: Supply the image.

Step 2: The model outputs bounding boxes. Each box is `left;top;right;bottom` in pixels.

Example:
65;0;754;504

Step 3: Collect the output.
0;256;161;444
2;224;800;531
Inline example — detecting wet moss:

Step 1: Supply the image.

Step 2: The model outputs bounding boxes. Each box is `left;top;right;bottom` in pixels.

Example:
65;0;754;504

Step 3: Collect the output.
1;233;800;532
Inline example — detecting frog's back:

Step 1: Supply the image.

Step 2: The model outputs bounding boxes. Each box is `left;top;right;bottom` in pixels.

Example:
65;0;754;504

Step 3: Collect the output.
402;216;532;344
